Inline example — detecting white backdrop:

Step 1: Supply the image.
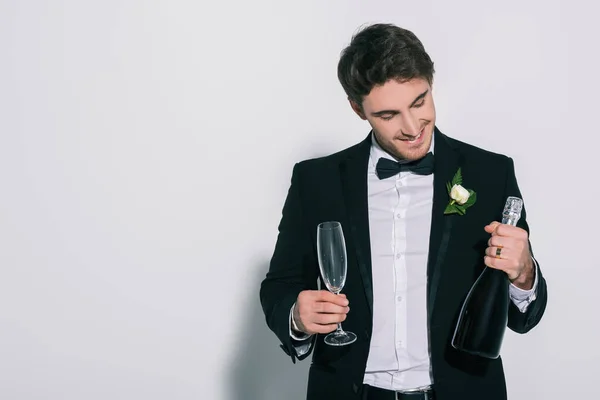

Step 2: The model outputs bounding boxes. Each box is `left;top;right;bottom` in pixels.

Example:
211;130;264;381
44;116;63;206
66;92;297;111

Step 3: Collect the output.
1;1;598;399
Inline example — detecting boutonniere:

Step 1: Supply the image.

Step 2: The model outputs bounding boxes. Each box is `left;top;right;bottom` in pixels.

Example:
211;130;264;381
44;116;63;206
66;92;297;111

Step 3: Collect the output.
444;168;477;215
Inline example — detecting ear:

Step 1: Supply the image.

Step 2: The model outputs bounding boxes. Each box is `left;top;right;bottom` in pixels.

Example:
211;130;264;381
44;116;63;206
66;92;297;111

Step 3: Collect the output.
349;98;367;120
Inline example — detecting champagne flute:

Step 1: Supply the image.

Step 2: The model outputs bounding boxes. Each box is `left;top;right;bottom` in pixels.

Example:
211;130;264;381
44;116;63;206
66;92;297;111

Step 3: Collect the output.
317;221;357;346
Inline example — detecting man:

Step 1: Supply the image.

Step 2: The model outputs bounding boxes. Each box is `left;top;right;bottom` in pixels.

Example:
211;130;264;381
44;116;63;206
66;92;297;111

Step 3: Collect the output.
260;23;547;400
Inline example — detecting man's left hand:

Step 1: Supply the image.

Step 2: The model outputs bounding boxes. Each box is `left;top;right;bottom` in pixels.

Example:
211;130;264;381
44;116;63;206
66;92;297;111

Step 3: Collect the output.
484;221;535;290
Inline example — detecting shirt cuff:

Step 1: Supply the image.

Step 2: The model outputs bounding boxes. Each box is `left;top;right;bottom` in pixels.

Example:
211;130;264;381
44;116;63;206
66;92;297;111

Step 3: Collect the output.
288;303;314;357
289;302;313;341
509;256;539;313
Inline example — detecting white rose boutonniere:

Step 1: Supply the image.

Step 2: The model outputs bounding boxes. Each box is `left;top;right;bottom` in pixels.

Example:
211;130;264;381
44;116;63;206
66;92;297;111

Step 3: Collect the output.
450;184;470;205
444;168;476;215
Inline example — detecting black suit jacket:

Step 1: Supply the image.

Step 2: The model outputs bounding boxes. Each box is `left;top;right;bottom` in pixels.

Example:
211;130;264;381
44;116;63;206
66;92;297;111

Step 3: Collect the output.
260;127;547;400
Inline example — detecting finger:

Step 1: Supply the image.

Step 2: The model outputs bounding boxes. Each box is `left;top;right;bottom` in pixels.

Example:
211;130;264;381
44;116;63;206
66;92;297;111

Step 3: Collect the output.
309;323;339;334
314;302;349;314
493;224;528;239
297;290;320;304
314;312;347;325
484;255;506;271
318;291;349;306
485;246;512;259
484;221;501;234
487;235;513;248
484;256;518;279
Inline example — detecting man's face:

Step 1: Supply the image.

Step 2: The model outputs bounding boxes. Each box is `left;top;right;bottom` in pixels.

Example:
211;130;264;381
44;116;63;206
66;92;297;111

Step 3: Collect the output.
351;78;435;161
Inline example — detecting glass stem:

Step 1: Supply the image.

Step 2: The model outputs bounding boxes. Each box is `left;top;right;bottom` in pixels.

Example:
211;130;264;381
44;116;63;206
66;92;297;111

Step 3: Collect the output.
335;291;344;334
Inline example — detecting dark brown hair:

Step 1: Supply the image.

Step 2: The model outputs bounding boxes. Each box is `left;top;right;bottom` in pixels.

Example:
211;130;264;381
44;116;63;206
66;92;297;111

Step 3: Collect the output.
337;23;435;106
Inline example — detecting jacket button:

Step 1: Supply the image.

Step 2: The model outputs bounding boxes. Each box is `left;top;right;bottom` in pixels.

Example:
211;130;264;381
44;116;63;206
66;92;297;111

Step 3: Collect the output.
352;383;359;393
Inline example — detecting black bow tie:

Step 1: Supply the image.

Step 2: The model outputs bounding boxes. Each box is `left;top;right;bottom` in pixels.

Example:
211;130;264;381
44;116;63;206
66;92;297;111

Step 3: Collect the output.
375;152;435;179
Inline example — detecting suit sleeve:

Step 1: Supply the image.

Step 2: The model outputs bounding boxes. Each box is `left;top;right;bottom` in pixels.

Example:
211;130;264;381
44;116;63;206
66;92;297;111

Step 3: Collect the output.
259;163;318;363
503;157;548;334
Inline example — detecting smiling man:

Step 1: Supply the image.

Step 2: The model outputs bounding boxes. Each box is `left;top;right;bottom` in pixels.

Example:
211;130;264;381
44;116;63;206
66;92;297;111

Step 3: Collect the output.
260;23;547;400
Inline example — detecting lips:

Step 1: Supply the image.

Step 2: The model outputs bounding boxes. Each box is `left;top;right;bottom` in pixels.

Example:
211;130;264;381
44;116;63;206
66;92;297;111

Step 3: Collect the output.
399;128;425;144
407;132;423;143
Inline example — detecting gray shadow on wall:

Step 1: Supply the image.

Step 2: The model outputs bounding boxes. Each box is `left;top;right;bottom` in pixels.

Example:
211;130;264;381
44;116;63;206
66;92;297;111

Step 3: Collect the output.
227;261;310;400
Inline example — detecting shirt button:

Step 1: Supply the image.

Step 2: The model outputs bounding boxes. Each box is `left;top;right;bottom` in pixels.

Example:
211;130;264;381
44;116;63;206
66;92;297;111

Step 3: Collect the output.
395;253;401;259
397;340;403;348
397;296;403;302
396;213;401;219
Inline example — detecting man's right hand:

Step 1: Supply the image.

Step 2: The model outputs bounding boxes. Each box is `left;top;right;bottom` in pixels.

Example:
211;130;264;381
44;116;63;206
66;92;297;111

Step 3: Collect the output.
292;290;350;335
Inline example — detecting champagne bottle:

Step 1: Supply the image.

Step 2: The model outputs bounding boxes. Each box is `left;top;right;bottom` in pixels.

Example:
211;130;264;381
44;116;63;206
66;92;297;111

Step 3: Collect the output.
451;196;524;359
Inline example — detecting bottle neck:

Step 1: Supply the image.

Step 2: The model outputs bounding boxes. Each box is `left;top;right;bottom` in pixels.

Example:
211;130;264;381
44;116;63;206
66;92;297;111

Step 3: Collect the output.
501;213;520;226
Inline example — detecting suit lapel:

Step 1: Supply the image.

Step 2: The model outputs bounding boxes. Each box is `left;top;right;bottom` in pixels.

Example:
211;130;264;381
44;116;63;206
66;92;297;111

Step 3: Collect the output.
339;136;373;316
427;128;462;316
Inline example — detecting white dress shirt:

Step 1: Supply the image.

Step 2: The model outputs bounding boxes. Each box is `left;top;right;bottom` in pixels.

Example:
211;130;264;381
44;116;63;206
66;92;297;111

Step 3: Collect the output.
290;134;539;391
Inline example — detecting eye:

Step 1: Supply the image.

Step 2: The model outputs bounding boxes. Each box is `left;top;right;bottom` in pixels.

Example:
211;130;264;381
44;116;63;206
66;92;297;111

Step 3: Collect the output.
380;115;394;121
413;100;425;108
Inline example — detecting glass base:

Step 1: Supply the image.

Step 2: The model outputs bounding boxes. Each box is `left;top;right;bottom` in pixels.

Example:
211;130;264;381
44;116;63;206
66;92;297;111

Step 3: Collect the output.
324;330;357;346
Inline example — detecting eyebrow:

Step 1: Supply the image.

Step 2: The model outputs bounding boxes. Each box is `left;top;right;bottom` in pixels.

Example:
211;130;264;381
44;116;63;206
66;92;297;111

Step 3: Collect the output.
370;89;429;117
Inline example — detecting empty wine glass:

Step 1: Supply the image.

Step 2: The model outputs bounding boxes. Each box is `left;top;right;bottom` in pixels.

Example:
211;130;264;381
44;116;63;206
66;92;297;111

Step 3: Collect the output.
317;221;357;346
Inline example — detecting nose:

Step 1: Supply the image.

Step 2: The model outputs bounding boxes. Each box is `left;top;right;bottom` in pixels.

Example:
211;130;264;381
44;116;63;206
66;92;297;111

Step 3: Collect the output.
400;112;420;138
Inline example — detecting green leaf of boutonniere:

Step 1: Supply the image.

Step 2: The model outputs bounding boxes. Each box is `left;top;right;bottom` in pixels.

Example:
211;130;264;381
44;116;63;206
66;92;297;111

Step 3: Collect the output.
463;189;477;208
451;168;462;187
444;202;457;214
